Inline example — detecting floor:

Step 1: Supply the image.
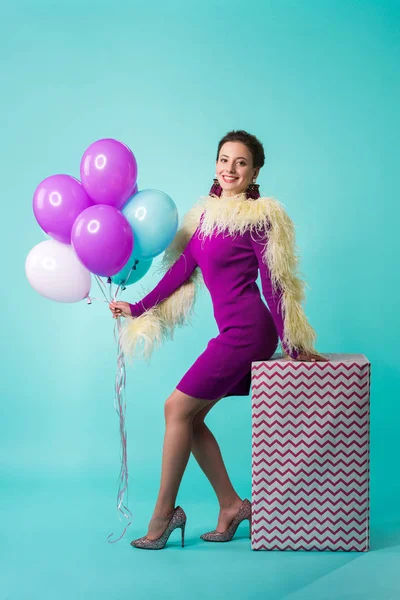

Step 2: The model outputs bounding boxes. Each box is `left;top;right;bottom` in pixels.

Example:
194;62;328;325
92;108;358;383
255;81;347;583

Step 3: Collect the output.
1;476;399;600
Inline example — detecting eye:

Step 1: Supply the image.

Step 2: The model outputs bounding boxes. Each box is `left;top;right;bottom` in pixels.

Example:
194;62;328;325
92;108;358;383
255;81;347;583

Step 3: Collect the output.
220;158;227;162
239;161;246;166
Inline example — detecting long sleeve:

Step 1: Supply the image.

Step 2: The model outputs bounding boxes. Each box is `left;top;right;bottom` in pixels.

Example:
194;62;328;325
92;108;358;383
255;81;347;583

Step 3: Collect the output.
129;235;198;318
250;230;300;360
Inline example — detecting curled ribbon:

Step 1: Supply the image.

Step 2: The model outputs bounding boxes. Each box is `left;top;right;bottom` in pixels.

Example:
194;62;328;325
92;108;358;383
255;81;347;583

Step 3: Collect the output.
106;315;133;543
90;269;137;543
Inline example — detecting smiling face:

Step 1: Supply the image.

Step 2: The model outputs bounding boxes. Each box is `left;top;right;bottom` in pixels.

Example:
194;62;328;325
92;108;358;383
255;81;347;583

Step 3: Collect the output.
216;141;260;196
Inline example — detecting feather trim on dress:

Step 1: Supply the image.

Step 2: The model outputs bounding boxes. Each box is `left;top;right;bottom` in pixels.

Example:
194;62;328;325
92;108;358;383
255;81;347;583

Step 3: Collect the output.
196;193;317;356
120;192;317;361
119;203;204;363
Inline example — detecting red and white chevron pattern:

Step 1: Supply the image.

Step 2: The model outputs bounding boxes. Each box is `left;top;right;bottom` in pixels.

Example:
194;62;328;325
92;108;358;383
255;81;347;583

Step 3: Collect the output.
251;353;370;552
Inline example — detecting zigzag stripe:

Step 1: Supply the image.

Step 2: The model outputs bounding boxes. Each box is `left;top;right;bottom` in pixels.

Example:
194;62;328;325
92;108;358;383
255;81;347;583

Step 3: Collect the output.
253;386;370;398
252;486;367;498
253;433;368;444
252;366;369;377
252;376;369;390
252;400;369;411
252;525;366;536
254;410;370;421
252;495;367;506
252;390;369;401
252;384;370;394
252;543;365;551
253;419;368;431
251;534;367;546
253;409;369;421
253;466;368;478
253;446;368;457
252;386;369;399
252;515;367;526
252;448;368;459
252;375;369;386
252;456;369;468
252;362;369;372
253;422;369;434
253;432;368;443
251;376;370;395
253;476;368;488
252;378;369;391
252;505;367;517
253;499;368;509
252;438;369;449
253;388;370;400
252;435;368;447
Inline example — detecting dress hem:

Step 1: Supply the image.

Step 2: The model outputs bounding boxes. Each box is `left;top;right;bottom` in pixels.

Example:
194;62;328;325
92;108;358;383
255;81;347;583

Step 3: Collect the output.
175;383;250;402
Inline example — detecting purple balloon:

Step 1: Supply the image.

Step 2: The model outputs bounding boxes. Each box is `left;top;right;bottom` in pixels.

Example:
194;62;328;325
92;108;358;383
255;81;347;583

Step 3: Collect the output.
33;175;93;244
80;139;138;210
71;205;134;277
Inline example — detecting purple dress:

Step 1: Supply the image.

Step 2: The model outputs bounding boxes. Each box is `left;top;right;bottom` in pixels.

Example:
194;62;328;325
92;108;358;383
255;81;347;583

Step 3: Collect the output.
129;220;299;401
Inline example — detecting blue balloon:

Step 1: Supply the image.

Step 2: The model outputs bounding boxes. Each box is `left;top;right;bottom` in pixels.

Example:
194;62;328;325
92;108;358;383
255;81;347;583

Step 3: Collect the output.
122;189;178;259
111;251;152;287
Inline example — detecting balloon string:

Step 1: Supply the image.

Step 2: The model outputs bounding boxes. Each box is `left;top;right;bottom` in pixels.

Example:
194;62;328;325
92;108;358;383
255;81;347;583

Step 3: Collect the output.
86;295;108;304
91;268;137;541
94;275;109;302
96;274;109;295
112;260;137;301
107;277;113;302
97;274;109;293
113;283;122;300
107;315;133;543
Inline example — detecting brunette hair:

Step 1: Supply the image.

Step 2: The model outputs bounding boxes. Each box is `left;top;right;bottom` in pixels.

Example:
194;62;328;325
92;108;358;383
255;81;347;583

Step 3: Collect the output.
216;129;265;169
209;130;265;198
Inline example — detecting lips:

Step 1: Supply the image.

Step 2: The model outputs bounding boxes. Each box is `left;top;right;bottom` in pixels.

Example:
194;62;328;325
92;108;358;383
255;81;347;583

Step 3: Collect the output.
222;175;239;182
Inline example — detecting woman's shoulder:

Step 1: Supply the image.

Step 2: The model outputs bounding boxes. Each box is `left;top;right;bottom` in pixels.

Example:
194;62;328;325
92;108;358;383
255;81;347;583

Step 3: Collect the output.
176;193;293;241
256;195;290;216
161;201;204;263
255;196;294;230
233;195;293;239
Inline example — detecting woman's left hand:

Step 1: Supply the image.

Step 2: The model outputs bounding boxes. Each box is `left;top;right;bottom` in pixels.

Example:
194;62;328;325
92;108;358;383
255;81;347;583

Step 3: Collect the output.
109;301;132;319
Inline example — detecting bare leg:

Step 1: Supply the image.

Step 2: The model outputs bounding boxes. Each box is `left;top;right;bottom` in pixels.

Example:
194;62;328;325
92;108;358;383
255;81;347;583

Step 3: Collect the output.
191;399;243;532
144;388;211;540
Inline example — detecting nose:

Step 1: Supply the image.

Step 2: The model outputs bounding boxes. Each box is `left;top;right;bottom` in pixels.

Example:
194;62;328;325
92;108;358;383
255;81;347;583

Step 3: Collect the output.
227;163;236;173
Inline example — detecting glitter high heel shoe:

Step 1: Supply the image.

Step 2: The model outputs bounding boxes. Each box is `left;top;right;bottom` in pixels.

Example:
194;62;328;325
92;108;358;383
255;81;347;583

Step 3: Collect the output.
200;499;252;542
130;506;187;550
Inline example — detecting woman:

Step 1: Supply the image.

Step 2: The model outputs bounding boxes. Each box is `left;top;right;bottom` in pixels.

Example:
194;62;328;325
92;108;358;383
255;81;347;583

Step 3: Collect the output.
109;130;327;550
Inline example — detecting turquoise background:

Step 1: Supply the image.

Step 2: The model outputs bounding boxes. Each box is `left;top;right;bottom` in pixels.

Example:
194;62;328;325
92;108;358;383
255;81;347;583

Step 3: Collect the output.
2;0;399;598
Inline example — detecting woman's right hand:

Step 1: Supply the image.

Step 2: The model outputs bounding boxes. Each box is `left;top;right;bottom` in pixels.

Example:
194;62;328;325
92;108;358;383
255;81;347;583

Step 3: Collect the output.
109;301;132;319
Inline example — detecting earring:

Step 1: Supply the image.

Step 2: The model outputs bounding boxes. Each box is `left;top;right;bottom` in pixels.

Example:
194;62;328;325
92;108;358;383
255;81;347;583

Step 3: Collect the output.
246;179;260;200
210;177;222;197
247;179;259;191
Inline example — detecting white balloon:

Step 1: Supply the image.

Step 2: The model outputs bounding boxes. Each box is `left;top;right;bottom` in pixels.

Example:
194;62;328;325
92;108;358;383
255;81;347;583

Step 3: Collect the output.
25;239;92;303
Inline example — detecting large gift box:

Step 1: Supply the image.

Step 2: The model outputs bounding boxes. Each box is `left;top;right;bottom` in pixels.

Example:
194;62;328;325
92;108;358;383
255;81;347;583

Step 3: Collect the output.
251;353;370;551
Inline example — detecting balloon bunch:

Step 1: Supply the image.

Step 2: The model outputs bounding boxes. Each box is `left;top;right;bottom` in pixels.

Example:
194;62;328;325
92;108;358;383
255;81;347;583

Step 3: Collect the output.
25;138;179;544
26;138;179;302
